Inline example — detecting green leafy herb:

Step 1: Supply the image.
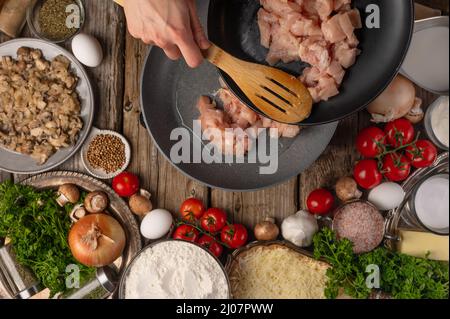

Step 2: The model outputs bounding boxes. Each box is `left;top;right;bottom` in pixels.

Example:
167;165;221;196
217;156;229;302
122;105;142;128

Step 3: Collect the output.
313;227;449;299
0;180;94;297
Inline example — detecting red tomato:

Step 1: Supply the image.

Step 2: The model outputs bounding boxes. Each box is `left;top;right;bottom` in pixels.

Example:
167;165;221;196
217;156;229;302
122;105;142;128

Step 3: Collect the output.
197;235;223;258
353;159;383;189
382;153;411;182
112;172;139;197
221;224;248;249
180;198;205;222
306;189;335;215
356;126;386;158
384;118;415;147
405;140;438;168
173;225;199;242
200;208;227;233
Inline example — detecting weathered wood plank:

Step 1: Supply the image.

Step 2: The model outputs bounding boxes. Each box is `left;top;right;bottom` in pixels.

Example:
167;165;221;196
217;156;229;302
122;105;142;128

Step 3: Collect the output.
299;114;361;208
211;178;298;234
121;32;208;213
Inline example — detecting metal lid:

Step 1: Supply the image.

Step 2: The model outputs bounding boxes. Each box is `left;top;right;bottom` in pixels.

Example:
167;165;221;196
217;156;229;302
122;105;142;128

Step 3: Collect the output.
96;266;118;293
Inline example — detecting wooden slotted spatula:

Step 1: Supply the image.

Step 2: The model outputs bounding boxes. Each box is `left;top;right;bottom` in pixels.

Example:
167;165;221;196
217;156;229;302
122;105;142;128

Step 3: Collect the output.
204;44;312;124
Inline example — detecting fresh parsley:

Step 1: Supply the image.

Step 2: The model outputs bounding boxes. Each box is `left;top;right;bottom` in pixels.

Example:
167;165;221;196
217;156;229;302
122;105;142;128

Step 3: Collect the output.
313;227;449;299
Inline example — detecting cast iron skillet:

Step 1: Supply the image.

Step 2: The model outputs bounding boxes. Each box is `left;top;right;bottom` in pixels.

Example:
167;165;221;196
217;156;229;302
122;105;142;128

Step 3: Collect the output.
208;0;414;125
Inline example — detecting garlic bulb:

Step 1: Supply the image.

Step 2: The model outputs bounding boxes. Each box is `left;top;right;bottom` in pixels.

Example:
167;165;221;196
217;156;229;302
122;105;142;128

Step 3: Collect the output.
281;210;318;247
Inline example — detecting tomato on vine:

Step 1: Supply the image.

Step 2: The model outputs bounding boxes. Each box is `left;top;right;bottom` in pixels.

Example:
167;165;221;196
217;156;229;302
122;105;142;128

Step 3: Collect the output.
384;118;415;147
198;235;223;258
200;208;227;233
382;153;411;182
173;224;199;242
353;159;382;189
356;126;386;158
179;198;205;222
405;140;437;168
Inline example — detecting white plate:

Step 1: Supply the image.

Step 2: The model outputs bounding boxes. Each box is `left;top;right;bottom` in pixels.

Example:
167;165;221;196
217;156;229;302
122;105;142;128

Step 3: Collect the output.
0;38;94;174
80;127;131;179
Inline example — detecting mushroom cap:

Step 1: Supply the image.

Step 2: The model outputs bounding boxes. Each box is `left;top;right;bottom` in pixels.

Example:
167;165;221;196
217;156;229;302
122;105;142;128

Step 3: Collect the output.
129;194;152;216
84;191;109;213
58;184;80;203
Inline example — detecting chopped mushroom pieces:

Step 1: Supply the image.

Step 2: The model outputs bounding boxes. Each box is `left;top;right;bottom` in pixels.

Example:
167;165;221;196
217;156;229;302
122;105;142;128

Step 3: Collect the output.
0;47;83;164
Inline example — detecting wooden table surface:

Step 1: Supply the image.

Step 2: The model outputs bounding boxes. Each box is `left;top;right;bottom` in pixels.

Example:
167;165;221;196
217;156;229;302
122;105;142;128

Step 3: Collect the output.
0;1;443;237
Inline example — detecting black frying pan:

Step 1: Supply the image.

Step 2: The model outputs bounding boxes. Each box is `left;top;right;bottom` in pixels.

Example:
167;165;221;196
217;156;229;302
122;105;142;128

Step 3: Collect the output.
207;0;414;125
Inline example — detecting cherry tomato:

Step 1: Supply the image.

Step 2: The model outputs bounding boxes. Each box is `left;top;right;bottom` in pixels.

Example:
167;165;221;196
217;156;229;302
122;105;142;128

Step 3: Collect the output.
197;235;223;258
353;159;383;189
200;208;227;233
173;225;199;242
356;126;386;158
382;153;411;182
112;172;139;197
306;189;335;215
384;118;415;147
405;140;438;168
179;198;205;222
221;224;248;249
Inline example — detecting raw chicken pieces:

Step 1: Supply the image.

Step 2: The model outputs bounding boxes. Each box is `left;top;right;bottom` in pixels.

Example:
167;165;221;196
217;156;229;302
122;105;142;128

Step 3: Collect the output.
258;0;362;102
197;88;301;155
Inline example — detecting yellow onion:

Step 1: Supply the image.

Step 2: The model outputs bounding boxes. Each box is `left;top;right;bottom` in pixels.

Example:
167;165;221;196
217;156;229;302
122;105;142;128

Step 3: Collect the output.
69;214;126;267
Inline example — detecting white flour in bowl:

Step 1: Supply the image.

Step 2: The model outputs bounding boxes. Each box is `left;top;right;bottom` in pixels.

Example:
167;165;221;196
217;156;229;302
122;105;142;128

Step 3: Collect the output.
124;241;229;299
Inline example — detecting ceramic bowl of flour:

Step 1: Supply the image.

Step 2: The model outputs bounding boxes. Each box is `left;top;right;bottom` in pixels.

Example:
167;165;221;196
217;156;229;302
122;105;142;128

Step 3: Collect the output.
118;240;230;299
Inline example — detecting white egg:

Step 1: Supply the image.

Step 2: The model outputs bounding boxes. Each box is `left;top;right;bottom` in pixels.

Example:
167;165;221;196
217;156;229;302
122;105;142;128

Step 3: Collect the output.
140;209;173;240
368;182;406;211
71;33;103;67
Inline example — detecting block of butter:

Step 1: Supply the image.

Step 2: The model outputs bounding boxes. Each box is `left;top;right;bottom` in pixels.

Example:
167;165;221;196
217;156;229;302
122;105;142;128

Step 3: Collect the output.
397;230;449;261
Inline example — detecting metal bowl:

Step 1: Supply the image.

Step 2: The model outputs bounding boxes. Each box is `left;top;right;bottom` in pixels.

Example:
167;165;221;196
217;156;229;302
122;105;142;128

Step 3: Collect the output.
407;173;449;235
118;239;231;299
424;96;449;151
27;0;86;44
400;16;449;96
0;38;94;174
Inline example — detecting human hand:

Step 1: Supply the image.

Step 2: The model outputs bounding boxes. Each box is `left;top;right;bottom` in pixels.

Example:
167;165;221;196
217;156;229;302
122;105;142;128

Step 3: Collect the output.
124;0;210;68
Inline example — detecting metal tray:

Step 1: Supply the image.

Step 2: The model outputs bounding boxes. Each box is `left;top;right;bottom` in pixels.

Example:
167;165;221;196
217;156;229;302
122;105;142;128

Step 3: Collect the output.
384;152;449;250
0;171;142;299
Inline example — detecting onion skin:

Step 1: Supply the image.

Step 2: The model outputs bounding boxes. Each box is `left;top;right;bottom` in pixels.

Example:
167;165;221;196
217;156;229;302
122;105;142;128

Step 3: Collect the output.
69;214;126;267
367;75;416;123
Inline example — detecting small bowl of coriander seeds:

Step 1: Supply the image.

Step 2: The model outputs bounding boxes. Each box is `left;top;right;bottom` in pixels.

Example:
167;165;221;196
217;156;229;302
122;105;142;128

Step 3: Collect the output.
81;128;131;179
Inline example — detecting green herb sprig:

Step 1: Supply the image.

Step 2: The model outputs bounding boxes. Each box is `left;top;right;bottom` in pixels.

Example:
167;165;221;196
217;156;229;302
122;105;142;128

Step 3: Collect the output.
313;227;449;299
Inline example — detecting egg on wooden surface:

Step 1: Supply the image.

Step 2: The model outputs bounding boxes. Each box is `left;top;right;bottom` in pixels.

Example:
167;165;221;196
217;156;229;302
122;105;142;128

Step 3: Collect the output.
140;209;173;240
368;182;406;211
71;33;103;67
